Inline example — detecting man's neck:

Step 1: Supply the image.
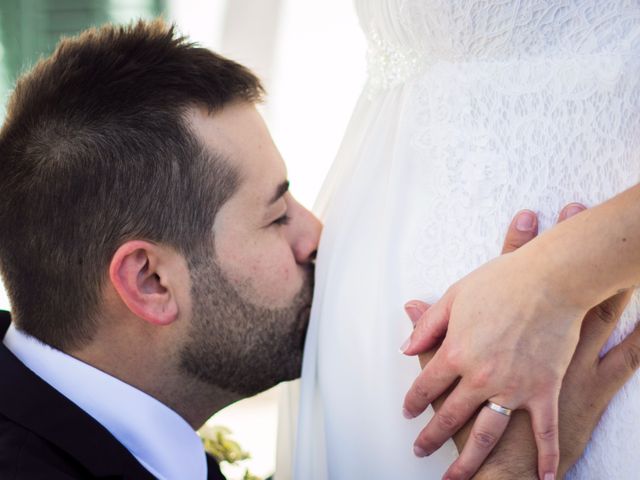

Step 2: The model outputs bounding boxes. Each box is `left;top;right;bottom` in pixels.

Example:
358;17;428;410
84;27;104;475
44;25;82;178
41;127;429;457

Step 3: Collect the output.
70;338;239;429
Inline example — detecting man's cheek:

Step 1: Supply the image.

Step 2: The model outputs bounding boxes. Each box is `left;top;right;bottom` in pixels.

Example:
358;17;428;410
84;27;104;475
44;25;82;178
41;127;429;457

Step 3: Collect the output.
260;264;299;302
259;261;304;306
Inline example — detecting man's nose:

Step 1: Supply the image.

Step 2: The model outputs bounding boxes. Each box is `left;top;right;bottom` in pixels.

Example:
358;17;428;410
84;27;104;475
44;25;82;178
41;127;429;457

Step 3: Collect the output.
293;209;322;265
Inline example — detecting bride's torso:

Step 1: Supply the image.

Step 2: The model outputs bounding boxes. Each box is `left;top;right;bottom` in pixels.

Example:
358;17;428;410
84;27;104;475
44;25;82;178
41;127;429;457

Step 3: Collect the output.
352;0;640;317
296;2;640;479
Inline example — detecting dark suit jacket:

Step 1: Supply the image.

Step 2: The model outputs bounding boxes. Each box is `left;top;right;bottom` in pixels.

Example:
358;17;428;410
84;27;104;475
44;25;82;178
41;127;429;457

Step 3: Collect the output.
0;311;225;479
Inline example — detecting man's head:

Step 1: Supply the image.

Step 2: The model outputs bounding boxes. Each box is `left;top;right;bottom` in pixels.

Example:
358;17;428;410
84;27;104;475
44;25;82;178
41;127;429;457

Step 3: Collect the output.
0;20;320;407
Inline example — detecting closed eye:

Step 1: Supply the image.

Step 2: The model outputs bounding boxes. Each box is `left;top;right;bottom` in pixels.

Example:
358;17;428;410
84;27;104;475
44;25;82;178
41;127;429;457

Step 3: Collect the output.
273;213;290;226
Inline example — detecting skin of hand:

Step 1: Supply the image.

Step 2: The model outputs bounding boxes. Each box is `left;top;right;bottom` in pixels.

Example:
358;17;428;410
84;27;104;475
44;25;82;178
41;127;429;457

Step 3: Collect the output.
404;205;640;480
401;213;585;478
402;184;640;480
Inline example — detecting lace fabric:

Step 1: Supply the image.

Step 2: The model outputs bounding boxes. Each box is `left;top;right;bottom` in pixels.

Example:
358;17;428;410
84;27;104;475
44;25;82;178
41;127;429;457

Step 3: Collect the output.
293;2;640;479
361;0;640;92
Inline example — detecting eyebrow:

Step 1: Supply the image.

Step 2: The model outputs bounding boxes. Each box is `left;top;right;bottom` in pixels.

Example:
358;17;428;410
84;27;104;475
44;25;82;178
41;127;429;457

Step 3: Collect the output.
269;180;290;205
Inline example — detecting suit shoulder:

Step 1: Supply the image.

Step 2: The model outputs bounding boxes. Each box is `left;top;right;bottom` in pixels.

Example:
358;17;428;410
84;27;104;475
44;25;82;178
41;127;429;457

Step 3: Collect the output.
0;415;31;478
0;414;91;479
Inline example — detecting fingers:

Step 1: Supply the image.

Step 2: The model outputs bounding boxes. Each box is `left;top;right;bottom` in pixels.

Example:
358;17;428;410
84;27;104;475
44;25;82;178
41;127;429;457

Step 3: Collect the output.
403;347;458;419
404;301;436;369
412;379;486;457
529;396;560;480
404;301;430;327
573;290;632;365
556;202;586;223
401;297;451;355
501;210;538;254
442;404;511;480
500;202;585;256
599;318;640;394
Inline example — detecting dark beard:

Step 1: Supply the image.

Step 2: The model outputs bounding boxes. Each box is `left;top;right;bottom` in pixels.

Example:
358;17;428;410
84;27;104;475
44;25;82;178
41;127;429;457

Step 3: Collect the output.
178;253;313;397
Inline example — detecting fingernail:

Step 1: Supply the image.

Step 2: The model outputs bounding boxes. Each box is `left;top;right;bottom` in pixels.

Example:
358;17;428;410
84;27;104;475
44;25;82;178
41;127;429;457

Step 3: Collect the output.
403;407;415;419
565;204;585;218
413;445;428;457
404;304;421;326
515;211;536;232
544;473;555;480
399;336;411;354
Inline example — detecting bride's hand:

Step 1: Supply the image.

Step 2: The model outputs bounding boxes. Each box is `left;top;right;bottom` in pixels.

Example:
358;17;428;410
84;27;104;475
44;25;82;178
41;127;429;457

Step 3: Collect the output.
402;204;590;480
408;286;639;480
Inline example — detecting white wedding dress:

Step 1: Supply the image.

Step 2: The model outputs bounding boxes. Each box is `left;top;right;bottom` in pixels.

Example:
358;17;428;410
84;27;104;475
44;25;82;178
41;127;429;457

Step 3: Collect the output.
293;1;640;479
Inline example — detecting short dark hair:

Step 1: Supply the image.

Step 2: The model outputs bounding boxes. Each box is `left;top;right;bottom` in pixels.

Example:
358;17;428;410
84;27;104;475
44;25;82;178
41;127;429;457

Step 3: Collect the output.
0;19;264;350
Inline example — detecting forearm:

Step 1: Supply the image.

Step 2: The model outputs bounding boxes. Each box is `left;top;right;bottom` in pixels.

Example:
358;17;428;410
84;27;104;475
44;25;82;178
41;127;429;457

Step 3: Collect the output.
517;183;640;310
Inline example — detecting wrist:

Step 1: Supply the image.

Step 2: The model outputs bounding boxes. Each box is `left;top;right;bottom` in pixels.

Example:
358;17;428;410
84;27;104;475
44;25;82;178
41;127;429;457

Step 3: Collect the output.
513;235;595;314
516;197;640;311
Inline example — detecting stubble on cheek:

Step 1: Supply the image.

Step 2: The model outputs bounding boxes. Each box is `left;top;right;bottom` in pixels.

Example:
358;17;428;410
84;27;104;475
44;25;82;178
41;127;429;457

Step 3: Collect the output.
179;253;314;397
233;260;303;309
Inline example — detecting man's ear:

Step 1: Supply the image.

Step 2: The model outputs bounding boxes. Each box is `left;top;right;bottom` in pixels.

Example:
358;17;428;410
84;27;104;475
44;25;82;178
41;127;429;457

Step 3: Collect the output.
109;240;180;325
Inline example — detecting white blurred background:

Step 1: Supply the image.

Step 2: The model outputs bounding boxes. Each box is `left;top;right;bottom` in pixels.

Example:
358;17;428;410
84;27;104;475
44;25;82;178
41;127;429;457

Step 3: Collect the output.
0;1;367;478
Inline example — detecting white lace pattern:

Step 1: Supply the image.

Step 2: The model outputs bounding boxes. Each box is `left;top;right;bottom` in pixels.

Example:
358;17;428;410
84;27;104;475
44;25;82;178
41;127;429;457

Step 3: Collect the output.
294;2;640;479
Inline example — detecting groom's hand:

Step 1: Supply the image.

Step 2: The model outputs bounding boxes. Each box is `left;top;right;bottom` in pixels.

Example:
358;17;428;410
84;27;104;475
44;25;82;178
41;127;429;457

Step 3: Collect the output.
405;204;640;479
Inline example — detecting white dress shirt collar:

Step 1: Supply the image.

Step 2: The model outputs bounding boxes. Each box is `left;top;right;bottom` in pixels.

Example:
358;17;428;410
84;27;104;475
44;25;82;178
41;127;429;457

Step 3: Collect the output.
3;324;207;480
